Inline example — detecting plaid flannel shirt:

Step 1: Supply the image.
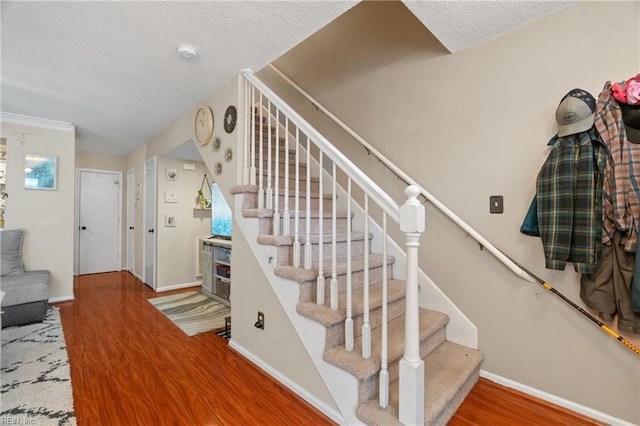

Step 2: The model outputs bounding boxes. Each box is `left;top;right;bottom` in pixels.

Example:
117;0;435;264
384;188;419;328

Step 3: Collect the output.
595;81;640;252
536;129;606;273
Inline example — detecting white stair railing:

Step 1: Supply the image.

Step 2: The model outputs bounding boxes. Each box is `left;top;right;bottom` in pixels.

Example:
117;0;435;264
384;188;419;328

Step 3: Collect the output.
240;69;425;423
266;64;534;285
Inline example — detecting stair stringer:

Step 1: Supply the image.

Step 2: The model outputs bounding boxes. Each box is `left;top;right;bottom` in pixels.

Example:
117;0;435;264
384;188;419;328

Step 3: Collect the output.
233;194;364;425
263;104;478;348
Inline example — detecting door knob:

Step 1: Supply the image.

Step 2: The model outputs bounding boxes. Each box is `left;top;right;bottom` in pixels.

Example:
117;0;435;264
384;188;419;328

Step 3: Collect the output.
81;226;87;230
129;226;134;230
148;229;154;233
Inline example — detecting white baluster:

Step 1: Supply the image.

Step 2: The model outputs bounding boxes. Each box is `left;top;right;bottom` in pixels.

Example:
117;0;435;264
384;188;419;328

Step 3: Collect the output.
242;77;249;185
273;109;281;236
345;178;353;350
266;100;273;210
399;185;425;426
283;119;290;236
316;153;325;305
249;85;256;185
330;162;338;310
258;93;265;209
362;194;371;359
379;212;389;408
304;136;312;269
293;128;301;268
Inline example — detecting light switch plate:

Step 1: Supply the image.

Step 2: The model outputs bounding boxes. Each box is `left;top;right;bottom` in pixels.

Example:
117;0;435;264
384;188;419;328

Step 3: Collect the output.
490;195;504;214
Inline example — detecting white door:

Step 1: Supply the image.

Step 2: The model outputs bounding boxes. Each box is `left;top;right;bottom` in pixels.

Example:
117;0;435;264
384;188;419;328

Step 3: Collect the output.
143;157;157;289
126;169;135;274
78;170;121;275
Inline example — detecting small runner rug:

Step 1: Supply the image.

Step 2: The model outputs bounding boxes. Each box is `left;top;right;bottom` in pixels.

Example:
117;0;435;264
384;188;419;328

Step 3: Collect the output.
1;308;76;425
147;291;230;336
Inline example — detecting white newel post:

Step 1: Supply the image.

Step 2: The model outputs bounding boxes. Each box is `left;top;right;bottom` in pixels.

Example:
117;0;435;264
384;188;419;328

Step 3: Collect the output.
399;185;425;425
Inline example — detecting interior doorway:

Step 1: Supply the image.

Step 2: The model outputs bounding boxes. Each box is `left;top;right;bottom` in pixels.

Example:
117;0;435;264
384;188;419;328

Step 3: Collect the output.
77;169;122;275
143;157;157;290
126;168;136;275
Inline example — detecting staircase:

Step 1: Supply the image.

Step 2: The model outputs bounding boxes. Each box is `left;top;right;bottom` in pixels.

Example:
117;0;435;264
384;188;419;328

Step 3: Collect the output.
230;72;483;424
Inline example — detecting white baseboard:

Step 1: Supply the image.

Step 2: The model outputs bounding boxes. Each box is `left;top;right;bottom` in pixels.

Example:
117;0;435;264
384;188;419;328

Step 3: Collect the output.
155;281;202;293
480;370;635;426
229;339;343;424
49;295;74;303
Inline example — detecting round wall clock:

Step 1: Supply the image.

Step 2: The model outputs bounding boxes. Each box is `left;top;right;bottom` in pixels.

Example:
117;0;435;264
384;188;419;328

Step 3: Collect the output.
194;106;214;146
224;105;237;134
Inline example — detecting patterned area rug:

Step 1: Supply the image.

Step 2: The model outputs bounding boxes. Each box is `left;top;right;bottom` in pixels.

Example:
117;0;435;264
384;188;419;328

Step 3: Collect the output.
148;291;230;336
1;308;76;425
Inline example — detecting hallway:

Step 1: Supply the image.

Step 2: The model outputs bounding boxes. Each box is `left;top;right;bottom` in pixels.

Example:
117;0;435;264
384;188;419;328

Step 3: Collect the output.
58;272;332;425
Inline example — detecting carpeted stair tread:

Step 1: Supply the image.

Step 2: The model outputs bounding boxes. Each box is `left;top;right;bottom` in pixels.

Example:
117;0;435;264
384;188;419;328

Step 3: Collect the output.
297;280;406;327
257;231;370;247
324;309;448;381
231;184;332;200
356;341;483;426
274;253;395;283
239;208;351;220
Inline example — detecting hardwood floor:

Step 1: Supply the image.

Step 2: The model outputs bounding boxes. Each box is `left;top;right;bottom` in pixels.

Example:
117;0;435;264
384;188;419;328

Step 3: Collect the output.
56;271;602;425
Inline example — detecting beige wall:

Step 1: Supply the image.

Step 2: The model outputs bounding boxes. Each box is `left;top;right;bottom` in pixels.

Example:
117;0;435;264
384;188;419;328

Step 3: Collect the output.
1;121;75;300
75;151;128;271
156;157;211;288
266;1;640;423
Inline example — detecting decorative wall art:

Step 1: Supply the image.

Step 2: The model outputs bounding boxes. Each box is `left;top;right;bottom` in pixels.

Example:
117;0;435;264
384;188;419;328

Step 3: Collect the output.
165;168;178;181
214;162;223;176
24;154;57;190
213;136;222;152
164;190;178;203
164;214;176;227
224;105;238;134
224;148;233;162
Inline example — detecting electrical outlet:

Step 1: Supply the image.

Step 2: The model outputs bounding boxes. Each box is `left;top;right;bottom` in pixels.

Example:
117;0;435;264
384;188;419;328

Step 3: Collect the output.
490;195;504;214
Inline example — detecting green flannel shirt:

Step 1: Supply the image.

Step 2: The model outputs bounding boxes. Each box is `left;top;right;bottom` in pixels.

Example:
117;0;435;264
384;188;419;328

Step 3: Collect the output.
536;129;607;273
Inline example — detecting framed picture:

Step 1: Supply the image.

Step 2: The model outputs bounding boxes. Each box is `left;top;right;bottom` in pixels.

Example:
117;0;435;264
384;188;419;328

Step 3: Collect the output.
165;168;178;181
164;190;178;203
164;214;176;227
25;154;57;190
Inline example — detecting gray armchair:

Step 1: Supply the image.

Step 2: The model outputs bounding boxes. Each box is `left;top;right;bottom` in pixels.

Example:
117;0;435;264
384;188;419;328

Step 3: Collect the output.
0;229;50;328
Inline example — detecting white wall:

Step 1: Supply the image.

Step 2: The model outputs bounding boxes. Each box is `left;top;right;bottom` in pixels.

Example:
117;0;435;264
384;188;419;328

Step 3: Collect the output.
156;157;211;289
265;1;640;423
1;118;75;301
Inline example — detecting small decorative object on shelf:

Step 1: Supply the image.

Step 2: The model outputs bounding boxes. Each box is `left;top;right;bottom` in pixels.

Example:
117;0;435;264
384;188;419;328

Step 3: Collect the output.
213;136;222;152
214;162;223;176
224;148;233;162
224;105;237;134
197;172;211;209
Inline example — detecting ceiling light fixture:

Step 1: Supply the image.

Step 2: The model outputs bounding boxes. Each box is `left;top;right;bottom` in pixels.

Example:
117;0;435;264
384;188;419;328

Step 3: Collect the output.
177;44;198;60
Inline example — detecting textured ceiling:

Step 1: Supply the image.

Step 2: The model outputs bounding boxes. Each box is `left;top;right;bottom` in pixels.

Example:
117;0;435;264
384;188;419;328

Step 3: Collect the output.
1;1;357;156
1;1;570;158
404;1;572;53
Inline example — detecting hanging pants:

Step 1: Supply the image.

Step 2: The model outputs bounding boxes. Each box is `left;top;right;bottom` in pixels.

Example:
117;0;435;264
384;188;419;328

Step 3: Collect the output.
580;232;640;335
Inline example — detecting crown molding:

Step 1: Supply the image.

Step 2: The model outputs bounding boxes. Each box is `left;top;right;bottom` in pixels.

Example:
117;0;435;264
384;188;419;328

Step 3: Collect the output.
0;112;75;133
